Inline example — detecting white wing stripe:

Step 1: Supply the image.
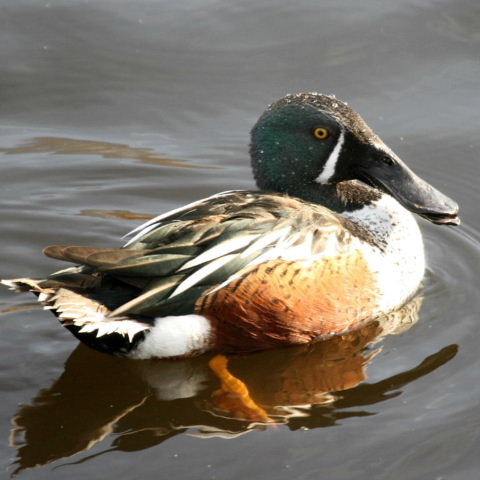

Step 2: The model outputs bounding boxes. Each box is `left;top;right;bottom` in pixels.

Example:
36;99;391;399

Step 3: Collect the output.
179;234;260;271
168;254;236;299
123;222;159;247
123;190;242;240
240;227;291;257
178;234;259;272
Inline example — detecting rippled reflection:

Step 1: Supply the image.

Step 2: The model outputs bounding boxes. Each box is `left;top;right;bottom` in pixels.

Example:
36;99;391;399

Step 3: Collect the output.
8;296;458;474
0;137;212;169
0;303;41;314
77;209;155;221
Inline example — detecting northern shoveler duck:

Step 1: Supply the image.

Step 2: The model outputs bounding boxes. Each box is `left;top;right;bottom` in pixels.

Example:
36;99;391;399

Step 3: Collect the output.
2;93;460;359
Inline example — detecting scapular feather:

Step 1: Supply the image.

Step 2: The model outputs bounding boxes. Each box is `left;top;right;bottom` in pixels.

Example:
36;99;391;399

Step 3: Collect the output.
35;191;360;327
108;274;186;317
99;253;192;276
43;245;146;266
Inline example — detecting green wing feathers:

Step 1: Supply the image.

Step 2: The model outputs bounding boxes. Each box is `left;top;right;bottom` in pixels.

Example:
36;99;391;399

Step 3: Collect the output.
33;191;352;319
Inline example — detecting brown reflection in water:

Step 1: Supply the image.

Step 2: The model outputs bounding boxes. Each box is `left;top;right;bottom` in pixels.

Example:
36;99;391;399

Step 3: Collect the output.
8;296;458;475
0;303;41;314
78;209;155;221
0;137;215;169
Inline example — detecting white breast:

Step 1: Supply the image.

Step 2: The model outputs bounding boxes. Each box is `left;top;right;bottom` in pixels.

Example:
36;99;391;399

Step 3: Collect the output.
343;194;425;313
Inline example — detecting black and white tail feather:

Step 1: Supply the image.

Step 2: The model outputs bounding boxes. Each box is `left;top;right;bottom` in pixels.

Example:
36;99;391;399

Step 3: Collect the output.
1;277;151;355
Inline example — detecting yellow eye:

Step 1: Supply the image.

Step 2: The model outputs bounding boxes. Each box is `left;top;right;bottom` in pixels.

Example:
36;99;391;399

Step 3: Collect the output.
314;127;330;140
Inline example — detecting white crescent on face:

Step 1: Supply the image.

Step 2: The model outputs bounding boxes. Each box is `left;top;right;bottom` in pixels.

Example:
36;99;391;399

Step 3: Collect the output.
314;128;345;184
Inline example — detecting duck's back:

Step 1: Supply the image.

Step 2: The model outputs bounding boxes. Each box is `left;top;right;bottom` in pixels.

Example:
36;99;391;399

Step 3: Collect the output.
48;190;363;316
4;190;384;357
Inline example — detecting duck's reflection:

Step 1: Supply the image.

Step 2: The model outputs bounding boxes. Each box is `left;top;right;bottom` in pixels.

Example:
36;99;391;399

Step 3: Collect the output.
9;296;458;474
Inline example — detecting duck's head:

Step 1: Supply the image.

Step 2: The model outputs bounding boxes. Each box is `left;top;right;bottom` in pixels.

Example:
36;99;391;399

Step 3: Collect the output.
250;93;459;226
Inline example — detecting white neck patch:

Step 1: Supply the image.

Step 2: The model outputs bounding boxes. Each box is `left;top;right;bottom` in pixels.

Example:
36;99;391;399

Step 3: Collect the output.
315;128;345;184
342;194;425;312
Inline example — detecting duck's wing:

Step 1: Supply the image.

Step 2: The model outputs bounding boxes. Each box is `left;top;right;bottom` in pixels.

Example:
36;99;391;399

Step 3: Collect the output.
42;191;359;318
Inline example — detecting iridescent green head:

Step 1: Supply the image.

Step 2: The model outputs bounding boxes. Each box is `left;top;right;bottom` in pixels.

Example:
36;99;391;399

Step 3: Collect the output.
250;92;459;225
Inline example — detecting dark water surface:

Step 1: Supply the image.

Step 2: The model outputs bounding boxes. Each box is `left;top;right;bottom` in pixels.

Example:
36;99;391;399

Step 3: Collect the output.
2;1;480;478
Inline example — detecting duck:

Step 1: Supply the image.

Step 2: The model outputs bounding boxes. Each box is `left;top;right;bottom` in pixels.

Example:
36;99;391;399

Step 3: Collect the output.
1;92;460;359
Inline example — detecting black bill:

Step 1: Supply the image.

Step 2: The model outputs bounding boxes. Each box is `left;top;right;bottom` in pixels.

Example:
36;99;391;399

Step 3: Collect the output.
360;146;460;226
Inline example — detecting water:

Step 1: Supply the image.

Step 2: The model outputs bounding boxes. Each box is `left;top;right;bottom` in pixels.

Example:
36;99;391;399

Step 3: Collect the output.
1;0;480;478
